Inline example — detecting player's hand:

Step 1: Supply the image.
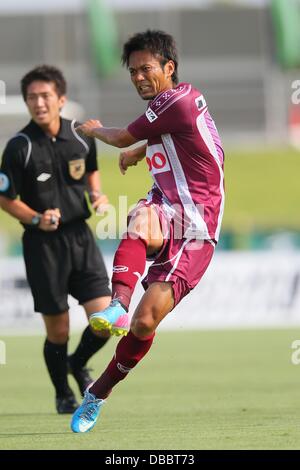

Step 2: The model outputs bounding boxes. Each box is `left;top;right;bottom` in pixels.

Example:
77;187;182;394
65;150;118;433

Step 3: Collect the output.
91;193;109;215
39;208;61;231
119;150;142;175
75;119;103;138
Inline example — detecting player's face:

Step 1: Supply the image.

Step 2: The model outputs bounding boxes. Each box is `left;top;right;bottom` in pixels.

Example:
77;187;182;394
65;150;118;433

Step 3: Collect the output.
128;50;175;100
25;81;66;128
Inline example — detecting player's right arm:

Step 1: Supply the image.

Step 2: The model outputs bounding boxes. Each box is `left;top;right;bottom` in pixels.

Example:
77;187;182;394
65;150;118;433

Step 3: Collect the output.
75;119;138;148
75;120;146;174
119;143;147;175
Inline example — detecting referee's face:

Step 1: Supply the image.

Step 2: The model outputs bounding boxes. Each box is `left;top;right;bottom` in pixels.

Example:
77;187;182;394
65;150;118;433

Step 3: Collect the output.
25;80;66;129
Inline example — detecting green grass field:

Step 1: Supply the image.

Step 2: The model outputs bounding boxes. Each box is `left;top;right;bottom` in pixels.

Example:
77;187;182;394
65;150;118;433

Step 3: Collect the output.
224;147;299;232
1;328;300;450
0;146;300;240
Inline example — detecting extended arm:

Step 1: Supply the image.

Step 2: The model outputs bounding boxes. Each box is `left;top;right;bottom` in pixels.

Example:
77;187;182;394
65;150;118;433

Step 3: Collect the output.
75;120;138;148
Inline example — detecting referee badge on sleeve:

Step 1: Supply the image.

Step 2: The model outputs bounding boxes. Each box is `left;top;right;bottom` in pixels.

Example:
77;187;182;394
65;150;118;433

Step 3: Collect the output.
68;158;85;180
0;172;10;192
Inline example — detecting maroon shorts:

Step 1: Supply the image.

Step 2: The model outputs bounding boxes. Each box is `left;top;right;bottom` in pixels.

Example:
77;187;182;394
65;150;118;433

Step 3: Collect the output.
137;200;215;307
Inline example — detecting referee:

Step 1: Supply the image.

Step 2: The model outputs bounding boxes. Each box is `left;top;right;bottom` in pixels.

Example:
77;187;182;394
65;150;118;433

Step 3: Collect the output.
0;65;112;414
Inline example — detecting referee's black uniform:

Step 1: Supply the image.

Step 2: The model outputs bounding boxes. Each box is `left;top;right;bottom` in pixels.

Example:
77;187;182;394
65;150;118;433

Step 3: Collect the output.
0;117;111;314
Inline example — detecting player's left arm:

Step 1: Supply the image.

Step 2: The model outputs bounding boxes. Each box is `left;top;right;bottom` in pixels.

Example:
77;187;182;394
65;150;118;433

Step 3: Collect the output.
119;143;147;175
76;119;138;148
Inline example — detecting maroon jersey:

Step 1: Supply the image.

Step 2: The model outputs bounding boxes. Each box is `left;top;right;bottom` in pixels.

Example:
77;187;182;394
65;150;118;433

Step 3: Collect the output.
127;82;225;242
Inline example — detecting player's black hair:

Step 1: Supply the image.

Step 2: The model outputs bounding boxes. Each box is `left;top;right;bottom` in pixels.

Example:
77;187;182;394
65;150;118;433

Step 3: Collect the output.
21;65;67;100
121;30;179;85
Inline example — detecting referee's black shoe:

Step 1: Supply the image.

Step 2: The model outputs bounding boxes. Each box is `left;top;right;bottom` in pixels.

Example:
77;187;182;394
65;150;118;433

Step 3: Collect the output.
68;355;94;397
56;391;79;414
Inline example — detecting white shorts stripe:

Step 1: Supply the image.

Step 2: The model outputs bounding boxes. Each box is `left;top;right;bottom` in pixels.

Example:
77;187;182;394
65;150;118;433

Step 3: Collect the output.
165;238;191;282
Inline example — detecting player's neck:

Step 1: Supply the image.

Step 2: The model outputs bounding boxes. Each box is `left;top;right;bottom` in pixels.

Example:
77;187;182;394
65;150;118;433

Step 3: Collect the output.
159;82;176;95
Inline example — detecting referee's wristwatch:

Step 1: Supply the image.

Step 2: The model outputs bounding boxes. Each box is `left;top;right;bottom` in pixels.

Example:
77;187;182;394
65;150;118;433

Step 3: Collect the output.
31;213;42;227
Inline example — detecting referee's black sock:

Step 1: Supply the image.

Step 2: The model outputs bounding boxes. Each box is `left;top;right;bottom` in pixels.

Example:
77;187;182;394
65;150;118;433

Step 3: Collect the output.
70;326;110;370
43;339;73;398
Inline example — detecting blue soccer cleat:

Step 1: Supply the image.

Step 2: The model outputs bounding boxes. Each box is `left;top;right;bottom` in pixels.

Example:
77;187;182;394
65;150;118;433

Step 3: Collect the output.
71;390;105;433
89;299;129;336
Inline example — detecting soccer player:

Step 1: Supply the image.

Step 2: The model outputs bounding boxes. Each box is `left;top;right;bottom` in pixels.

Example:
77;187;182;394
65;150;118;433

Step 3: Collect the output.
71;30;225;433
0;66;112;414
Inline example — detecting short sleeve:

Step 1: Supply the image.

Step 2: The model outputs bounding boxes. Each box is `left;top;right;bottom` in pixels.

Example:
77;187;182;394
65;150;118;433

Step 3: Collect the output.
0;138;26;199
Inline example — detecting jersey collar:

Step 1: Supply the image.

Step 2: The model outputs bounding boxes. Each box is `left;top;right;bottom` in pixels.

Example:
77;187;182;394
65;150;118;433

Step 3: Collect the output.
27;118;73;141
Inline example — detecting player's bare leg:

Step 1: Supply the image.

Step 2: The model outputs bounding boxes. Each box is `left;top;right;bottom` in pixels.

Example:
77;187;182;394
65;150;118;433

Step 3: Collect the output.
130;281;174;336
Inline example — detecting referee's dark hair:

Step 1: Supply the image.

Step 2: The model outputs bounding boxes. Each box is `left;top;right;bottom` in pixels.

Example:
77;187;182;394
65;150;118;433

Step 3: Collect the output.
121;30;179;85
21;65;67;100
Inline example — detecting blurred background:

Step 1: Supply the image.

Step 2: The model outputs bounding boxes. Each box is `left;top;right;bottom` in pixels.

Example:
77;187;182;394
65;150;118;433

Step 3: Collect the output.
0;0;299;332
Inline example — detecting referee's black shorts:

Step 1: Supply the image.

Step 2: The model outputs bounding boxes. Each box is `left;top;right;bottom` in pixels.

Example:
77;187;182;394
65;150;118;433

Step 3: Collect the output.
22;220;111;315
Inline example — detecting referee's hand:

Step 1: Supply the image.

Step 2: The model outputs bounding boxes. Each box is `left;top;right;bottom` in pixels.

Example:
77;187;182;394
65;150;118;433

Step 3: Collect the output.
39;208;61;231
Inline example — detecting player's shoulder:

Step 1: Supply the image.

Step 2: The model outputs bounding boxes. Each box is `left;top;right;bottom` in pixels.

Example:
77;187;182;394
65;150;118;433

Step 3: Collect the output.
149;82;194;117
